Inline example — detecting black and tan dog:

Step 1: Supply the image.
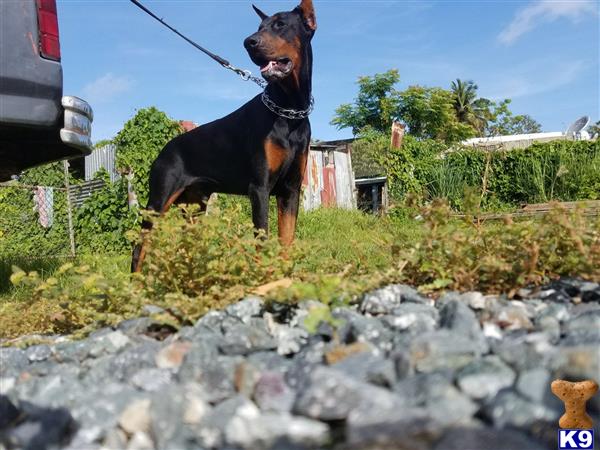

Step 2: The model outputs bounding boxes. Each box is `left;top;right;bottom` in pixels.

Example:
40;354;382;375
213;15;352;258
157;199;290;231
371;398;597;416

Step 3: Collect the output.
131;0;317;272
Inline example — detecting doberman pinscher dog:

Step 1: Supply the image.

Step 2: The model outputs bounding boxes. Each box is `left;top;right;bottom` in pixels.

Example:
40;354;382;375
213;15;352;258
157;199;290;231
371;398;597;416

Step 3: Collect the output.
131;0;317;272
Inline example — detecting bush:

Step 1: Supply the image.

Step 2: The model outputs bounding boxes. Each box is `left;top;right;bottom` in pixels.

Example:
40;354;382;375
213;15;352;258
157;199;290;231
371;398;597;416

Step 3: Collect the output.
74;170;138;253
114;107;183;206
357;133;600;209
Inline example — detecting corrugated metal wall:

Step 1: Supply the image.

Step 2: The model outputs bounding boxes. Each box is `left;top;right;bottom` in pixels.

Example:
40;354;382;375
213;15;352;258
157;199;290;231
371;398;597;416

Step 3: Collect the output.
85;144;120;182
302;142;356;211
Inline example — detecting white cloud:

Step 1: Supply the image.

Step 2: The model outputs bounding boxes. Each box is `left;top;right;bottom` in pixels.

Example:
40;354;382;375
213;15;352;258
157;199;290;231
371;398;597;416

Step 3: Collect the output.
82;73;134;103
498;0;597;45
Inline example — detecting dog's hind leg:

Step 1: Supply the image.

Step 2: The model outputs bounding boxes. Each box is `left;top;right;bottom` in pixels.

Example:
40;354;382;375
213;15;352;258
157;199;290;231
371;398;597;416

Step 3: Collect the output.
131;167;186;273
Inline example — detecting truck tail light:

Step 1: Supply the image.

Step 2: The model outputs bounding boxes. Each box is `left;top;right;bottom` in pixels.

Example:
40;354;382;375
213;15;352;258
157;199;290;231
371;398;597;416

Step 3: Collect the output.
37;0;61;61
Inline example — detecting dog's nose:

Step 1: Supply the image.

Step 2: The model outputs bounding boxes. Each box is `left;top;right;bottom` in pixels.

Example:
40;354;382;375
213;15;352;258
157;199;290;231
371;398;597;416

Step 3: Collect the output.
244;35;261;49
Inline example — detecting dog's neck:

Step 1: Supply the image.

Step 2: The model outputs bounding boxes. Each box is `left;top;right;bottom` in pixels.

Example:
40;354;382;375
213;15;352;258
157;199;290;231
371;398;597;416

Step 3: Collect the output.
265;43;312;113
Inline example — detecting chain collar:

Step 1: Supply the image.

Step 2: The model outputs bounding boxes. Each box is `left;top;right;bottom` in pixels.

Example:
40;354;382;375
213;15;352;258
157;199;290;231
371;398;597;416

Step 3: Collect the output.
261;91;314;120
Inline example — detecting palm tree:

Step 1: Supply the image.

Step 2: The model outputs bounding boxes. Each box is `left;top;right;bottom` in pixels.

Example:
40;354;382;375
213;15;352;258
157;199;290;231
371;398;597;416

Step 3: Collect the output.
451;79;487;135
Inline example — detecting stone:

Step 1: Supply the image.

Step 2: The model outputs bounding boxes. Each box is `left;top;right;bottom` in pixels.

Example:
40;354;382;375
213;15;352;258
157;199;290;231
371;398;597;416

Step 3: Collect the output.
103;428;128;449
346;403;441;450
409;330;483;372
293;366;399;421
25;345;52;363
494;304;533;330
331;351;396;387
492;331;556;371
516;368;551;404
225;296;263;323
336;311;394;353
264;312;308;356
4;400;76;450
394;372;478;427
324;342;371;365
195;395;257;448
360;284;426;315
382;303;438;333
154;341;192;369
219;323;276;356
101;330;131;352
461;291;488;310
194;310;228;333
550;344;600;381
482;390;558;428
182;386;210;425
119;399;152;435
234;361;260;397
434;427;548;450
108;342;160;382
562;310;600;344
127;431;155;450
131;368;173;392
0;348;29;377
252;371;295;412
439;299;487;352
0;395;20;428
456;356;516;400
225;411;330;450
179;355;241;404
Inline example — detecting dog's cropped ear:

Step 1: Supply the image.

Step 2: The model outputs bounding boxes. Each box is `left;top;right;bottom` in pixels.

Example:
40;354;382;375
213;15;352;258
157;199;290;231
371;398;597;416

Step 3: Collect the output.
297;0;316;31
252;4;269;21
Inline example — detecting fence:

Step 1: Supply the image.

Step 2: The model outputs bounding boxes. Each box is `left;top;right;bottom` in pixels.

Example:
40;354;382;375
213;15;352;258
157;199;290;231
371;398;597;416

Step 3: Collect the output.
0;162;75;259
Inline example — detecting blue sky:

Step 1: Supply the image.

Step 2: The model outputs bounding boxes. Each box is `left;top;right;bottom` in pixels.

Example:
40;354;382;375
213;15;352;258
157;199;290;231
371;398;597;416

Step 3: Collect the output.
57;0;599;143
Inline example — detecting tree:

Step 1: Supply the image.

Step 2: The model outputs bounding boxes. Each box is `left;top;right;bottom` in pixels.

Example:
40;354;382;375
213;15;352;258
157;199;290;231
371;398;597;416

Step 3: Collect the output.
331;70;400;135
398;86;476;143
114;107;183;205
587;120;600;138
483;99;541;136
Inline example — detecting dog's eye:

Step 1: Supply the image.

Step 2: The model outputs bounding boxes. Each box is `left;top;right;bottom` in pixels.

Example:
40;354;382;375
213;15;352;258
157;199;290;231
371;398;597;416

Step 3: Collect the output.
274;20;285;29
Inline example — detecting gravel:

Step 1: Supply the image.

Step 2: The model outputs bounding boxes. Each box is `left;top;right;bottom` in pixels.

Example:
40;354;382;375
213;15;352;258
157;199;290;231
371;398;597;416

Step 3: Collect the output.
1;279;599;449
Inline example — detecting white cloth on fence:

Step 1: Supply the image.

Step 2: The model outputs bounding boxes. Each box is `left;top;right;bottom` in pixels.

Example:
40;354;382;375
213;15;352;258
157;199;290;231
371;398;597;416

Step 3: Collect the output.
33;186;54;228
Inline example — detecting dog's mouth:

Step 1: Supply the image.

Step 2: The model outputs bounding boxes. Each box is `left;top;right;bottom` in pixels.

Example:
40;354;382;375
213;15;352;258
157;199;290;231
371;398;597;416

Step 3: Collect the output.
259;57;293;80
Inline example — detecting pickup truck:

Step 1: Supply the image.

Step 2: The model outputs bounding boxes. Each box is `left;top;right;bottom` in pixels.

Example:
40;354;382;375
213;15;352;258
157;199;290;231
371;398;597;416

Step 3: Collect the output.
0;0;93;181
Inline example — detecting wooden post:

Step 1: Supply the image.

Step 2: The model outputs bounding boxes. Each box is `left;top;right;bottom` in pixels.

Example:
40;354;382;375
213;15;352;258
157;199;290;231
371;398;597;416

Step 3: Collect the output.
63;160;76;257
391;121;405;149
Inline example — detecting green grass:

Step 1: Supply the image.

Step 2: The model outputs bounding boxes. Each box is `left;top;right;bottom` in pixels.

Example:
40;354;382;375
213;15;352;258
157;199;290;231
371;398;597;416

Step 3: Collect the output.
1;203;598;340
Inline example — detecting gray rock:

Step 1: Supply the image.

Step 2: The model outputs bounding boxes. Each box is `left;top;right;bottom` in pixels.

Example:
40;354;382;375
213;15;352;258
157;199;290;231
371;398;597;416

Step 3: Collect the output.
336;311;394;353
119;398;151;434
194;310;228;333
117;317;154;335
346;403;442;450
252;371;295;412
25;345;52;363
562;310;600;344
264;312;308;356
107;342;160;381
127;431;155;450
492;331;556;371
550;343;600;382
150;385;201;450
195;395;255;448
219;323;276;356
131;368;173;392
53;341;91;364
439;299;488;352
482;389;558;428
409;330;483;372
179;355;242;404
516;368;551;404
0;348;29;377
360;284;428;315
382;303;438;334
225;296;264;323
394;372;478;427
456;356;516;400
331;351;396;387
293;366;400;421
434;427;548;450
225;411;330;450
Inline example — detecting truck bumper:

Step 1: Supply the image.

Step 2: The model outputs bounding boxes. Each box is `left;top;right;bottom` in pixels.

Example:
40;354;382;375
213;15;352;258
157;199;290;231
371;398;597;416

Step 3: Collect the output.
60;96;93;155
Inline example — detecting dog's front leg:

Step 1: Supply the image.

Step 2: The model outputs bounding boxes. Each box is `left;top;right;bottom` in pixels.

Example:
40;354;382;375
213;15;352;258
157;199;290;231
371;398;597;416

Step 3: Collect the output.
249;184;269;236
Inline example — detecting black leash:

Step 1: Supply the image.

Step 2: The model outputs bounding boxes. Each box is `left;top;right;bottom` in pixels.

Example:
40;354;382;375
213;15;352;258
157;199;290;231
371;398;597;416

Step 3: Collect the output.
129;0;266;88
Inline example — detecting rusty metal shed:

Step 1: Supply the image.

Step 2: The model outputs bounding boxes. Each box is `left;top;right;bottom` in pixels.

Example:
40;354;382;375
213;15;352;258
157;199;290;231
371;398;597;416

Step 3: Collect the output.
302;139;356;211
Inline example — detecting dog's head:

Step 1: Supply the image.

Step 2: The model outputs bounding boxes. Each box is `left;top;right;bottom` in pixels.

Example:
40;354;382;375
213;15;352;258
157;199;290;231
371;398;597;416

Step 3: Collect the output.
244;0;316;83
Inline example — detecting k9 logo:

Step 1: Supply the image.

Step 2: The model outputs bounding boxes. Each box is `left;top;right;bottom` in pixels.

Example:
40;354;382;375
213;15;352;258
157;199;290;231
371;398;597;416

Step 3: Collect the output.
559;430;594;449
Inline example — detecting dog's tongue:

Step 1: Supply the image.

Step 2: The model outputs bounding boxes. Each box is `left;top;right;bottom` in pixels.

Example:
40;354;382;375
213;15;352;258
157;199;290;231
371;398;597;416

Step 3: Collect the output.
260;61;276;73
